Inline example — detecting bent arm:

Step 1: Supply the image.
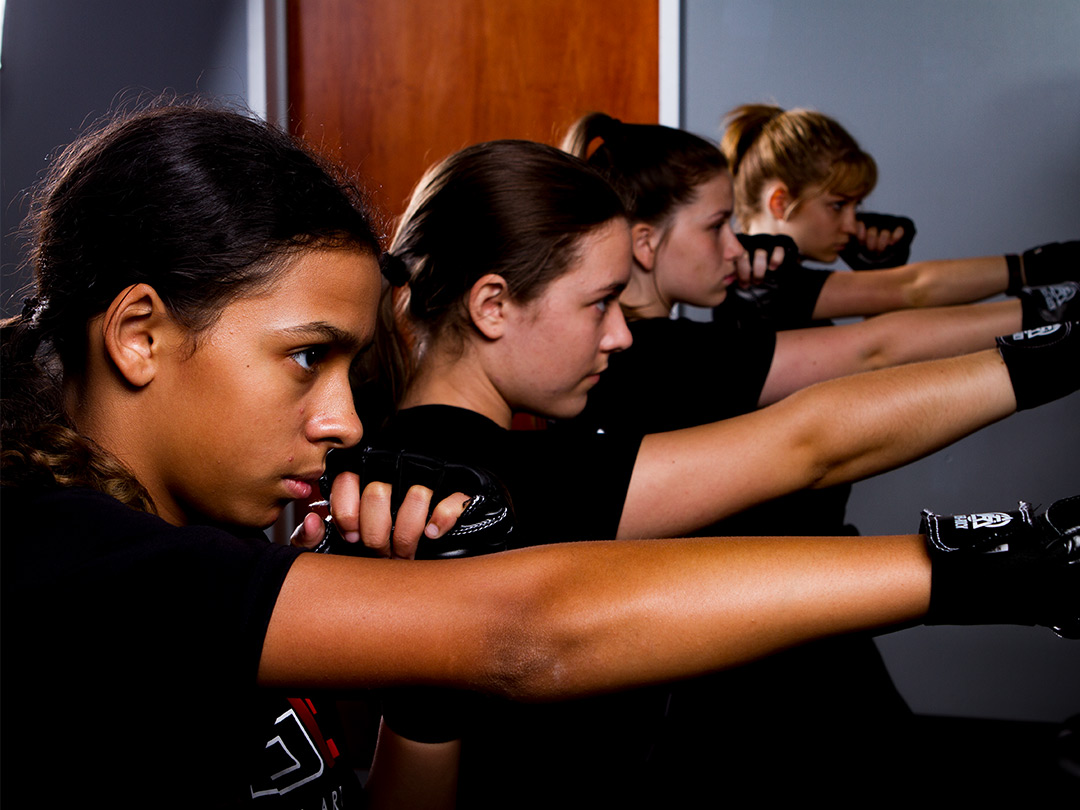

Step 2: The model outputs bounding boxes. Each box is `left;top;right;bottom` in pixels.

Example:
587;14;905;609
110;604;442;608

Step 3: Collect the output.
813;256;1009;318
759;299;1021;405
258;534;930;699
620;350;1015;538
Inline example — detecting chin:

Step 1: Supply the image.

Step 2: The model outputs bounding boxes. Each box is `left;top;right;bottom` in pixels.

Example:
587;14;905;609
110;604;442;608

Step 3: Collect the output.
807;249;839;264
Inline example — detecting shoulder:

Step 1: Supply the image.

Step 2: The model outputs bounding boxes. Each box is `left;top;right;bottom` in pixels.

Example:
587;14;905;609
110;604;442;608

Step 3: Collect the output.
6;485;301;611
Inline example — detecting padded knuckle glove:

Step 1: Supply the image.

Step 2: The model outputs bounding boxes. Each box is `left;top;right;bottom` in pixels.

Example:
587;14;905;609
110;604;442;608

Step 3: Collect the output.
731;233;827;327
839;212;917;270
315;445;514;559
921;495;1080;637
995;321;1080;410
1006;240;1080;295
1018;282;1080;329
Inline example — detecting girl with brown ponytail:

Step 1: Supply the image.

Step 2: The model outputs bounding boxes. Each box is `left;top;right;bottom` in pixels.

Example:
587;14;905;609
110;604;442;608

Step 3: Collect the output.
720;103;1078;328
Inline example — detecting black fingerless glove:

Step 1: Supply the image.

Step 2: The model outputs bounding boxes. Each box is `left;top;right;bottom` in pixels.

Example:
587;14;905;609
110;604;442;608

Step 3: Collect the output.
1006;240;1080;295
922;495;1080;637
315;446;515;558
1018;282;1080;329
726;233;831;329
995;322;1080;410
839;212;917;270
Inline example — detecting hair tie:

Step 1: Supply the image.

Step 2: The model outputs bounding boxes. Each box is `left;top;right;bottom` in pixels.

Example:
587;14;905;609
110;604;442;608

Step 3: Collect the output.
21;295;49;328
380;253;410;287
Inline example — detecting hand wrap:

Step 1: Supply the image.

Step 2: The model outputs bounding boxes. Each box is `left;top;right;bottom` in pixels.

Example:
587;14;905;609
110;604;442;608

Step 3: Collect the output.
995;322;1080;410
730;233;830;327
1006;240;1080;295
315;445;514;559
1018;282;1080;329
921;496;1080;637
839;212;917;270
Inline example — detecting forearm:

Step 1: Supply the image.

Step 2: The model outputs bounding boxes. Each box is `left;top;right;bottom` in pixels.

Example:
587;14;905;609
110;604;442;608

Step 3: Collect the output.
366;720;460;810
813;256;1009;318
760;300;1019;405
623;350;1013;537
259;536;930;699
792;349;1014;487
851;299;1019;369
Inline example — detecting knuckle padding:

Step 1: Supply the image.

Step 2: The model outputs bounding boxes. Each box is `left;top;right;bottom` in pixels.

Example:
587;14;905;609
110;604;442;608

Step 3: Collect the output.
318;446;514;559
840;212;916;270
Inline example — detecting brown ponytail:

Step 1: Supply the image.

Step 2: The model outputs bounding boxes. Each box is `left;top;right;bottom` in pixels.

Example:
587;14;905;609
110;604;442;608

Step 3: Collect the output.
721;103;877;225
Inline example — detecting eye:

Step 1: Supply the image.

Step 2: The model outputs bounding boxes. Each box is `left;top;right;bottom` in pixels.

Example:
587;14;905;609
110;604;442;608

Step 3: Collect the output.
593;292;620;314
291;346;327;372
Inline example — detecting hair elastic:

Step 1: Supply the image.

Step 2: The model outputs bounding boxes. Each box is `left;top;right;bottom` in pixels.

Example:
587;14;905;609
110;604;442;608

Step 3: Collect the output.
380;253;410;287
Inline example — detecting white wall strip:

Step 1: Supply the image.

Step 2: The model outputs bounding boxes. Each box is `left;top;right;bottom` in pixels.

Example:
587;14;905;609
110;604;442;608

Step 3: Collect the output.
658;0;682;127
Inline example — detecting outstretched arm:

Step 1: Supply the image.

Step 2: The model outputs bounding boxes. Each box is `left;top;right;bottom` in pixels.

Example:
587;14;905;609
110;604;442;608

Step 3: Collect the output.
259;532;931;698
620;349;1016;539
758;299;1020;405
259;492;1079;697
812;255;1009;318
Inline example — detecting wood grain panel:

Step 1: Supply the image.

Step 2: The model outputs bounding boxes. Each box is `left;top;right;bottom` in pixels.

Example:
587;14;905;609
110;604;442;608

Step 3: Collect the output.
288;0;658;223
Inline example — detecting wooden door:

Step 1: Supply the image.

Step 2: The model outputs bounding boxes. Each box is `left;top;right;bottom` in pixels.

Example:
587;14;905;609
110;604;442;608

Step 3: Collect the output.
286;0;659;223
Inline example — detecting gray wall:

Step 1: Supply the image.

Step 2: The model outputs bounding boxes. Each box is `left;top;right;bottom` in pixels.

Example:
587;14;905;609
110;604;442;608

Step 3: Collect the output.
684;0;1080;721
1;0;250;314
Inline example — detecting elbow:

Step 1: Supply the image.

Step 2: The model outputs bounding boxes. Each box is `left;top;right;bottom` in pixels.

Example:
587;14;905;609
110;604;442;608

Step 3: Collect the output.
479;619;565;702
779;391;855;490
471;565;585;702
899;267;935;308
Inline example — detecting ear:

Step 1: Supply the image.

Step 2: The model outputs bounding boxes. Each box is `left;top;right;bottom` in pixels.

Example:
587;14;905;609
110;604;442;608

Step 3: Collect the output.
100;283;176;387
765;181;793;222
630;222;661;271
467;274;511;340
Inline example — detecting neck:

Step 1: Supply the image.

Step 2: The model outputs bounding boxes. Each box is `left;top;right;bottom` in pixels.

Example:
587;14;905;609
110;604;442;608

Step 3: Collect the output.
401;338;514;429
741;214;774;235
620;265;671;321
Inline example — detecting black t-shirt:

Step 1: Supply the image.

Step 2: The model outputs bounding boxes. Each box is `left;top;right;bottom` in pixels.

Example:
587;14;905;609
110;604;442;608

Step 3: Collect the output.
374;404;644;548
574;316;776;435
571;316;854;537
372;406;657;808
3;486;363;808
714;264;835;331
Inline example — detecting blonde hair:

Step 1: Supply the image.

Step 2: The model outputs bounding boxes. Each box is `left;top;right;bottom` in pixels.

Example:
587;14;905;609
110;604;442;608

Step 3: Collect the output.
721;104;877;224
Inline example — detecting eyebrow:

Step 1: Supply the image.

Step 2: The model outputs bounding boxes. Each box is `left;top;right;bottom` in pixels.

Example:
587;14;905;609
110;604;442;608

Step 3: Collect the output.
595;280;628;297
278;321;369;353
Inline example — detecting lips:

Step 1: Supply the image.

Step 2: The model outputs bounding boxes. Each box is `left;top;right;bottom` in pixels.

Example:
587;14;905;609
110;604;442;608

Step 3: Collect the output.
283;474;322;500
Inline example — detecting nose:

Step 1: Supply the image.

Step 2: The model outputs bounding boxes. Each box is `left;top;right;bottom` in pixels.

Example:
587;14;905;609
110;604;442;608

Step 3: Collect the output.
308;372;365;448
600;304;633;353
720;222;744;262
841;204;859;234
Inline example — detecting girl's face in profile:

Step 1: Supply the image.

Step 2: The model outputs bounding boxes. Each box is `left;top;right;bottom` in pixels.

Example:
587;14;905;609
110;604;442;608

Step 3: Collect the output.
782;188;861;263
653;171;744;308
143;248;380;529
493;218;633;420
